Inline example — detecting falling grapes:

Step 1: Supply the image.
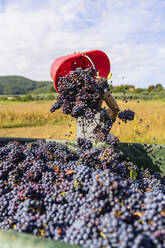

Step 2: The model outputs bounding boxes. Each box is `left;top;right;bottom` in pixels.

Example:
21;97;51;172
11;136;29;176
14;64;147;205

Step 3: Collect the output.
118;109;135;123
50;67;121;142
50;67;137;143
50;67;108;121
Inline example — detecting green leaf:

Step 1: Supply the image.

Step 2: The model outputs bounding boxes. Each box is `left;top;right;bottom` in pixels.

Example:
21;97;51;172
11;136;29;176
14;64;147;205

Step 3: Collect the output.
130;169;137;180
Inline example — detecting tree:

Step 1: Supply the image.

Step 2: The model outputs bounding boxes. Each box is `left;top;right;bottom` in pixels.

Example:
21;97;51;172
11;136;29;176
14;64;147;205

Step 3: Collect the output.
147;85;155;92
155;84;163;91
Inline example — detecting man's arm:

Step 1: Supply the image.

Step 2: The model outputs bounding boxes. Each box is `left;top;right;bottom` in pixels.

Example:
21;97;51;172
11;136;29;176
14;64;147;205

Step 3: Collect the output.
103;92;120;120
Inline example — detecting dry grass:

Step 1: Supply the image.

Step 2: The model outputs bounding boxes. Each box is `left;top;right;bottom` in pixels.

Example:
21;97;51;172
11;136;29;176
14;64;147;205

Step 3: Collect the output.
0;101;69;128
0;100;164;144
111;100;165;144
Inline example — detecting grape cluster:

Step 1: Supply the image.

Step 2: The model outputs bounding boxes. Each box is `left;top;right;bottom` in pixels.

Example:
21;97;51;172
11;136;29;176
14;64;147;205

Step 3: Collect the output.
0;140;165;248
77;138;93;151
50;67;108;120
93;120;119;146
118;110;135;123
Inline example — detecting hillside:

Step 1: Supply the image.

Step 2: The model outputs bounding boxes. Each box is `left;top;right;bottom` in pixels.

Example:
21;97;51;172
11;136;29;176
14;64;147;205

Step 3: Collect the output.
0;75;54;95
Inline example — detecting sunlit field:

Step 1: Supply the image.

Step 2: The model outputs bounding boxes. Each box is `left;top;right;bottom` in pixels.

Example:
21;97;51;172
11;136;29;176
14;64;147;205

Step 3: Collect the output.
0;100;164;144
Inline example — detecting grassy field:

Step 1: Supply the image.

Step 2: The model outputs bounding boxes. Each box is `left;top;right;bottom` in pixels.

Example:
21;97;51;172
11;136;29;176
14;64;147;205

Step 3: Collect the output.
0;100;165;144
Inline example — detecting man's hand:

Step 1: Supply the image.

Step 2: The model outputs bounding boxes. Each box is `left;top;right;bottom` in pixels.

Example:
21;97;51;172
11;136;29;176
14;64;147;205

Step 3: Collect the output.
106;108;119;121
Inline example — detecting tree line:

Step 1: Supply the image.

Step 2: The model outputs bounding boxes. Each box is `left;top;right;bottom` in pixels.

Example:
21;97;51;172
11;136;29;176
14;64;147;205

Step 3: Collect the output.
0;75;164;96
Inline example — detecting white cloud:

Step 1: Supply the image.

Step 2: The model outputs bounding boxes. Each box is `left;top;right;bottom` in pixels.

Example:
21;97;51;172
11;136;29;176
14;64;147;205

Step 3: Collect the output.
0;0;165;87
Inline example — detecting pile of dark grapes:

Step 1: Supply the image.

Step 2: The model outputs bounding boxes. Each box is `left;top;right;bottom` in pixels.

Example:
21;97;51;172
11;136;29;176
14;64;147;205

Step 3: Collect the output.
118;110;135;123
0;140;165;248
50;67;108;120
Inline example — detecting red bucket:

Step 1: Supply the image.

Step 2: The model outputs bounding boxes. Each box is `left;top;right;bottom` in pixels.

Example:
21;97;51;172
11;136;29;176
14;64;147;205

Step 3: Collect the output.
50;50;110;92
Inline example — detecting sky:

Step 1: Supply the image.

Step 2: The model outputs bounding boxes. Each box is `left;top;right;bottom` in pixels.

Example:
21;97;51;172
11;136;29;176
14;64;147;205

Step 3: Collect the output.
0;0;165;88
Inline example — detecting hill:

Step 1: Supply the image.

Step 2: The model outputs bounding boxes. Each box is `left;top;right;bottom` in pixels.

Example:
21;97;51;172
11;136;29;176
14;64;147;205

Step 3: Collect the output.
0;75;54;95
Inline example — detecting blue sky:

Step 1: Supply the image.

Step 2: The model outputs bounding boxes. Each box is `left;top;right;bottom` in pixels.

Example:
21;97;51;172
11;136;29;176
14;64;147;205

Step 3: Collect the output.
0;0;165;88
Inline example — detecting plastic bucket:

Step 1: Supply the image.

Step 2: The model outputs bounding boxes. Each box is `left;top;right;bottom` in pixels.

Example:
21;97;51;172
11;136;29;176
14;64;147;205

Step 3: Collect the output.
50;50;110;92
